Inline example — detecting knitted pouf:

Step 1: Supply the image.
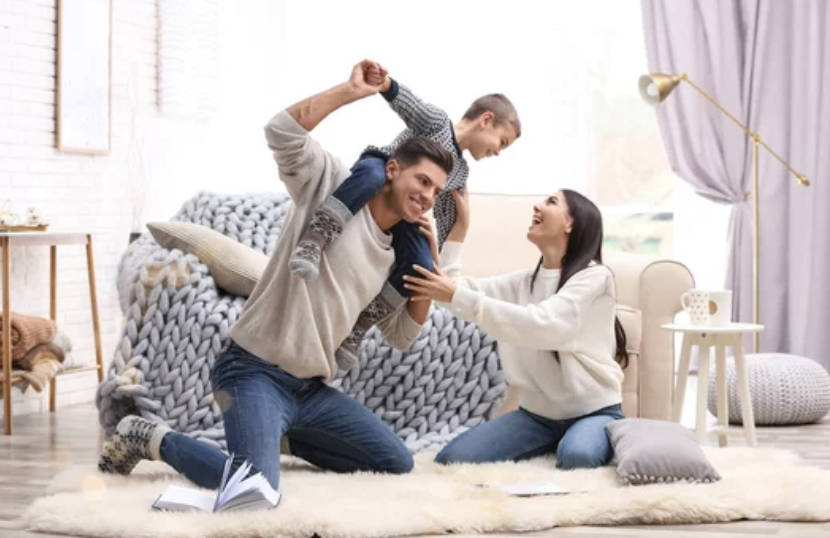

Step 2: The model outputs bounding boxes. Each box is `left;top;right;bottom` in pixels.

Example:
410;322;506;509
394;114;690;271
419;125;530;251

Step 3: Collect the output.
707;353;830;425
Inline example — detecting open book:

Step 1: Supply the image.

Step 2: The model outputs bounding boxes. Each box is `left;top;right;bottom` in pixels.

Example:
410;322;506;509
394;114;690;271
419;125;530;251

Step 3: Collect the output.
476;482;583;497
152;454;282;513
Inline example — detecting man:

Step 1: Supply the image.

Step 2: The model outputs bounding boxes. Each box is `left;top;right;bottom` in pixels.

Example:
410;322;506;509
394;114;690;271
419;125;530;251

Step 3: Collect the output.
97;60;454;491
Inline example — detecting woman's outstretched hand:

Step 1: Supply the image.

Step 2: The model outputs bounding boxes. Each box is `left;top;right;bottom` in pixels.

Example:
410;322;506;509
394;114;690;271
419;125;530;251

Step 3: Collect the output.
405;216;455;303
404;265;457;303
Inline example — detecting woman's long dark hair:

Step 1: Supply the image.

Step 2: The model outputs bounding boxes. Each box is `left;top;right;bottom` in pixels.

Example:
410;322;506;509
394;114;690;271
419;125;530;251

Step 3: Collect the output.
529;189;629;369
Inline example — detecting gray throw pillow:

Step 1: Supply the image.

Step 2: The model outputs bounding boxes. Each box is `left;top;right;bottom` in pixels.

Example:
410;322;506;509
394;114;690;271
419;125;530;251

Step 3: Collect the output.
605;418;721;485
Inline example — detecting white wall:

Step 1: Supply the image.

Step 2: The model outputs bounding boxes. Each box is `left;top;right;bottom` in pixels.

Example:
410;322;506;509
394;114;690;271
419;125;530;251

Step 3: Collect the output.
0;0;287;417
141;0;282;223
0;0;160;415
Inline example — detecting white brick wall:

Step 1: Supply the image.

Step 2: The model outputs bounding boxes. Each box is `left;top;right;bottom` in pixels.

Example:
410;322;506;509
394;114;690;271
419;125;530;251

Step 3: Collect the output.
0;0;159;417
0;0;285;422
0;0;319;423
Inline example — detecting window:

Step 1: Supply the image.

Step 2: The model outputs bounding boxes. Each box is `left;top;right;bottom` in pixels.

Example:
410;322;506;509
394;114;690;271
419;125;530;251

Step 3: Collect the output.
266;0;673;256
584;2;675;258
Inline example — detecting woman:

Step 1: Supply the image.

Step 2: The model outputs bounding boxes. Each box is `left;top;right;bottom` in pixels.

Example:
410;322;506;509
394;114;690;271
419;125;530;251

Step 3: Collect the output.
403;188;628;470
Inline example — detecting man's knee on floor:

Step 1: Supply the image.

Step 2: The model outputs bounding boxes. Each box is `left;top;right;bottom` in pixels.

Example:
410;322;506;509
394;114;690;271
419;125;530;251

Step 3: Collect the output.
433;447;454;466
379;448;414;474
433;442;477;466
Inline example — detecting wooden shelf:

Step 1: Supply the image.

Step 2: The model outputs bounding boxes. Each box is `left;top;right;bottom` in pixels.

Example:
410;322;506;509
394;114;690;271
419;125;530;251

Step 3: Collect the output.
5;372;25;383
0;224;49;233
2;232;104;434
57;364;101;376
0;364;100;385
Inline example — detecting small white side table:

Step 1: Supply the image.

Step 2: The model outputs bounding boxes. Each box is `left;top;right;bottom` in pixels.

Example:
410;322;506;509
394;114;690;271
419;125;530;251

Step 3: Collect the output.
662;323;764;447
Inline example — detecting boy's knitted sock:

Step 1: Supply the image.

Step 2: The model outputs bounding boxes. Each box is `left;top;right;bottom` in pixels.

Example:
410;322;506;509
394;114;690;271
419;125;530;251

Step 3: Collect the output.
335;328;365;371
335;283;407;371
290;239;323;280
290;198;351;280
98;415;171;475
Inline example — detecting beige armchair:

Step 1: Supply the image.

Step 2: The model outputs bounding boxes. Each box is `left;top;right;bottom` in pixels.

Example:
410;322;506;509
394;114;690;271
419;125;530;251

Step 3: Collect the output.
460;194;694;421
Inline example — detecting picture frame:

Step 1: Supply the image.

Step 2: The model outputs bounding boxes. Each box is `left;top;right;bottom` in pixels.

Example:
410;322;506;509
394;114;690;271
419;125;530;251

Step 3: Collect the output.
56;0;112;155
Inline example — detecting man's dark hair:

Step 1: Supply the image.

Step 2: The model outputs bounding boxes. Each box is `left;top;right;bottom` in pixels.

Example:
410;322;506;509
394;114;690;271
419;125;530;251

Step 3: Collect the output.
390;137;454;176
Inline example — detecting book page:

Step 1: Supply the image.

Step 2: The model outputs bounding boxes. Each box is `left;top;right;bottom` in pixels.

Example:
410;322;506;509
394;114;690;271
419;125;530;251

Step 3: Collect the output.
219;473;282;512
223;466;266;501
218;460;253;507
155;485;216;512
258;480;282;506
214;453;239;510
219;487;282;513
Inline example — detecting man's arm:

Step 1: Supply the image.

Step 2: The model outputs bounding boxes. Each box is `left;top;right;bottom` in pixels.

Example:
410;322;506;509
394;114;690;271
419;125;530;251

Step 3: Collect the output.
286;60;377;131
264;60;385;201
379;77;450;135
376;301;426;351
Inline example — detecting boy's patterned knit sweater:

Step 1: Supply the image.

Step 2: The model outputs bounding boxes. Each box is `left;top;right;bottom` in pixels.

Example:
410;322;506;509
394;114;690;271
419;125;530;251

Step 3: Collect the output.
367;79;469;248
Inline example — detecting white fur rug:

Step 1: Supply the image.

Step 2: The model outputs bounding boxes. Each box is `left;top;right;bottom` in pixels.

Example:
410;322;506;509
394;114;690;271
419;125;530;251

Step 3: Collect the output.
19;447;830;538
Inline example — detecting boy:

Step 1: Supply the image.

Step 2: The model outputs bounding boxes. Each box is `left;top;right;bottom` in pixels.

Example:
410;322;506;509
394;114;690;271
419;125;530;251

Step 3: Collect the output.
295;63;522;366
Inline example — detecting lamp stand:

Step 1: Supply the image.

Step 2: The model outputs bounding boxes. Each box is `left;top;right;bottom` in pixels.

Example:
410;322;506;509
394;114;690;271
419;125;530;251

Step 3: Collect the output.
639;73;808;354
752;138;760;353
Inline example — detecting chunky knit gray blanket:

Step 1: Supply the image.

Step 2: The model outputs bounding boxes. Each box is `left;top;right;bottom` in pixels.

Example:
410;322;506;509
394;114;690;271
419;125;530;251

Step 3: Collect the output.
97;192;506;453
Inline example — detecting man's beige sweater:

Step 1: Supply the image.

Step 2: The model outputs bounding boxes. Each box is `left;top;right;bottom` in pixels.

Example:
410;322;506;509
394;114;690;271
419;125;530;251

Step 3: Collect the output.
228;110;423;382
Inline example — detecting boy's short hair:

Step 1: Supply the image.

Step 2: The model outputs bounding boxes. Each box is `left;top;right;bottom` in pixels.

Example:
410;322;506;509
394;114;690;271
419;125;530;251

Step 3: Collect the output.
462;94;521;138
391;137;455;176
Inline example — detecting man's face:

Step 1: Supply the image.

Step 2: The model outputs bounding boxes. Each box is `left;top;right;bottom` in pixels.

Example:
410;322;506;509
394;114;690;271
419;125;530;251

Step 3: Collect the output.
386;158;448;222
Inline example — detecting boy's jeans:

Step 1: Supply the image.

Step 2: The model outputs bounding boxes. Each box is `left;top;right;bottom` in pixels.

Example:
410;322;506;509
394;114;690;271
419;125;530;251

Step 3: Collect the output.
333;154;435;295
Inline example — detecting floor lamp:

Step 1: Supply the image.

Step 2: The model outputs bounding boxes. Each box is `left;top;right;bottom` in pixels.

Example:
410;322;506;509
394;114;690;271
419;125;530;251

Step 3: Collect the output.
638;73;809;353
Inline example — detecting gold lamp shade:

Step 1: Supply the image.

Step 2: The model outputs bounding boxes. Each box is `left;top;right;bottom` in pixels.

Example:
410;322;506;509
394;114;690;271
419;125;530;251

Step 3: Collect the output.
638;73;684;106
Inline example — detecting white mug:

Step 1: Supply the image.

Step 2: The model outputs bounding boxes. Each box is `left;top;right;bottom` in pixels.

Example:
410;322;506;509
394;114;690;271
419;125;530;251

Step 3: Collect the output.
680;289;733;327
706;290;733;327
680;289;711;325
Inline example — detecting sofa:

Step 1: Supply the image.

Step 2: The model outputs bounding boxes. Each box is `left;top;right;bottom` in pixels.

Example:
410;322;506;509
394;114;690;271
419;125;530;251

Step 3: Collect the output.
97;191;693;453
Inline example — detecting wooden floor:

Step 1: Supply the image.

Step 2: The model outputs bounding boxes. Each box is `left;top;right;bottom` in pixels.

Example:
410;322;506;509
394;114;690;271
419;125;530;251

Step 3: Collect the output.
0;403;829;538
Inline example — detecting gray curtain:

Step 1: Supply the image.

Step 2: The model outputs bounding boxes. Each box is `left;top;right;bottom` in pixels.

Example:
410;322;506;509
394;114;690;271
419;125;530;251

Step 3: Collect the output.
641;0;829;368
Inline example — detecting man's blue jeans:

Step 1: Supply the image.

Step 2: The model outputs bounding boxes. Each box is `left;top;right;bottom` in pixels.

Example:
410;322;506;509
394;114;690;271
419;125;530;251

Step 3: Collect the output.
435;404;624;469
156;341;413;490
